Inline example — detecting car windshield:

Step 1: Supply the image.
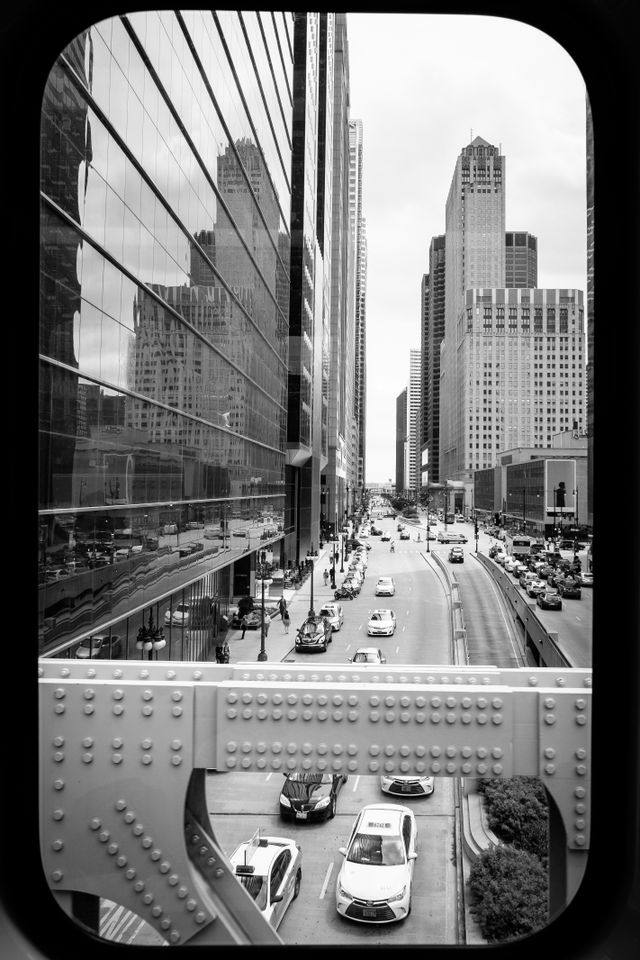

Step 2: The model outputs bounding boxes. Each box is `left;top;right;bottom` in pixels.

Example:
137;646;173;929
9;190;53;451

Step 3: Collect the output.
237;873;268;910
353;652;378;663
347;833;405;866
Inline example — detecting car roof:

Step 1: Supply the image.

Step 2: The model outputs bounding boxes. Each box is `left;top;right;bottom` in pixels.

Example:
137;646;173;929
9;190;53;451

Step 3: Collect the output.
371;608;393;616
377;576;393;583
356;805;405;835
355;647;381;655
230;837;294;875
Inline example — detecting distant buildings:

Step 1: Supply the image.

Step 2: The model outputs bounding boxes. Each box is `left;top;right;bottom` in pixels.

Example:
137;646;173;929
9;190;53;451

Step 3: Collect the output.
433;135;586;512
395;387;408;494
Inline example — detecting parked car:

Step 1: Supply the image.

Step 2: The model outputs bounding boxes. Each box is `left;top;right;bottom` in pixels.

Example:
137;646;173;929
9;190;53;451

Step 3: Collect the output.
526;578;545;597
295;615;332;652
164;601;192;627
342;577;362;596
318;602;344;632
557;579;582;599
229;834;302;930
537;591;563;611
367;609;397;637
448;547;464;563
335;804;417;923
375;576;396;596
381;532;392;542
399;530;410;540
380;774;434;798
578;572;593;587
279;771;348;822
437;531;467;544
75;633;122;659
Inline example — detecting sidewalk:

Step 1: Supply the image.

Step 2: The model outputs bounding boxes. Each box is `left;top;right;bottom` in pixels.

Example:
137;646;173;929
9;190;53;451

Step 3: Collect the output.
213;542;344;664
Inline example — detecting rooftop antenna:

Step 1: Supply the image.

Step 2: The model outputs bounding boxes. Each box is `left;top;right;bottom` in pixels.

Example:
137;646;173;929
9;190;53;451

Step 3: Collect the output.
470;127;473;141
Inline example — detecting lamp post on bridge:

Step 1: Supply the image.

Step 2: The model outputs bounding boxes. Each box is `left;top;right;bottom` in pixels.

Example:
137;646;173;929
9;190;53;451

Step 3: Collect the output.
257;550;268;662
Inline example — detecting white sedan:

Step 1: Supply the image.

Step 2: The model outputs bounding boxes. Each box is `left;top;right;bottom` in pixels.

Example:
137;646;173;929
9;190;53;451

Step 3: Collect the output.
367;609;396;636
229;834;302;930
336;804;417;923
375;577;395;597
319;602;344;631
349;647;387;665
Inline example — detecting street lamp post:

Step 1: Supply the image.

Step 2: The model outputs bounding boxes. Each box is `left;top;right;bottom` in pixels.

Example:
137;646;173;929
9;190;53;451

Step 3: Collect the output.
257;550;267;662
136;609;166;661
307;551;316;618
522;485;526;535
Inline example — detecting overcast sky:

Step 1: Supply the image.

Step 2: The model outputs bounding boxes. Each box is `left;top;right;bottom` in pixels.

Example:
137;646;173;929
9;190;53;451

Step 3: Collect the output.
346;13;588;484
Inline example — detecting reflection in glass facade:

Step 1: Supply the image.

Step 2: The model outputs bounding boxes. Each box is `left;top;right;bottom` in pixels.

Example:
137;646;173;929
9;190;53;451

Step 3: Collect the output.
39;12;294;657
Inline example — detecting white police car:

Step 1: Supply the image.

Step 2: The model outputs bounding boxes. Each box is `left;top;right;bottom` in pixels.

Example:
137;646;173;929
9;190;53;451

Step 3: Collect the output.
336;804;417;923
229;832;302;930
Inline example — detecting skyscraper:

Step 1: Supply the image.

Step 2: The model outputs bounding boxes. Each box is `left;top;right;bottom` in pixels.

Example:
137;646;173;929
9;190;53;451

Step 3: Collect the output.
349;118;367;507
395;388;408;494
420;235;445;485
440;136;506;482
505;231;538;287
408;348;422;496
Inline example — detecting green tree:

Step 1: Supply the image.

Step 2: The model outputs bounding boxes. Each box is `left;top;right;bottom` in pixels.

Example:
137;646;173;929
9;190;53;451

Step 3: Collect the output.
478;777;549;862
469;845;548;942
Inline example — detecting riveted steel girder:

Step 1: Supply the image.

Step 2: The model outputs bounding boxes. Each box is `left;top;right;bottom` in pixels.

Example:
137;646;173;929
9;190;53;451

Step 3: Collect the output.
39;659;591;944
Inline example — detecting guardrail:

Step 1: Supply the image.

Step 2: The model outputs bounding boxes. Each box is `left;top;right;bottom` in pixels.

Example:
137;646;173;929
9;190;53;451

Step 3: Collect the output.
474;553;572;668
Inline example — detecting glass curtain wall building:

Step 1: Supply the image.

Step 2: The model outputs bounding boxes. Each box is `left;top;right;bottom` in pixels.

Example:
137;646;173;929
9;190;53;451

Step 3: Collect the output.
39;11;294;659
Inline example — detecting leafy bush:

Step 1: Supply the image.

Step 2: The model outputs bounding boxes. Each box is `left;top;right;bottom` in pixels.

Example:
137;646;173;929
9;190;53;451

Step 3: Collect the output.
469;845;548;942
478;777;549;862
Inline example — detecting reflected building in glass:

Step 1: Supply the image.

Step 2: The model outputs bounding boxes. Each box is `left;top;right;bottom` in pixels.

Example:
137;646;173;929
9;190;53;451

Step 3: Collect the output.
39;11;296;658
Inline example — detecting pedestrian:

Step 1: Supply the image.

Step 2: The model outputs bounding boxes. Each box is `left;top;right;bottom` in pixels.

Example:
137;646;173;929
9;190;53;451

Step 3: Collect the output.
278;596;287;618
263;612;271;636
282;607;290;633
323;569;329;586
240;615;248;639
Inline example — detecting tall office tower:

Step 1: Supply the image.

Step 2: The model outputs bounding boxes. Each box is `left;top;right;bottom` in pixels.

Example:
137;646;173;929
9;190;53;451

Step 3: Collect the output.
421;235;446;486
286;13;338;560
349;118;367;507
505;231;538;287
440;136;506;482
39;11;297;656
459;288;586;470
395;388;408;494
585;95;594;527
324;13;355;534
408;348;422;496
420;273;430;490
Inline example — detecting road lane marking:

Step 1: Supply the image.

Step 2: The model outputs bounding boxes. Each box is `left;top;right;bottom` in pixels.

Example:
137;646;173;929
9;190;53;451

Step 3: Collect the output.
319;861;334;899
265;772;272;781
352;775;360;791
395;646;400;654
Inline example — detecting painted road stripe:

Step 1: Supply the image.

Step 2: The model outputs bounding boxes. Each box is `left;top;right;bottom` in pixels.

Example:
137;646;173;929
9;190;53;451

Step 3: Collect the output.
319;861;334;899
395;646;400;654
352;775;360;791
266;772;272;781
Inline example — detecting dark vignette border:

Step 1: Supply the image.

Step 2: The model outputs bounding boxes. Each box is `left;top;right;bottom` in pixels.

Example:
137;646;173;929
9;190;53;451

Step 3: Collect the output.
2;1;638;958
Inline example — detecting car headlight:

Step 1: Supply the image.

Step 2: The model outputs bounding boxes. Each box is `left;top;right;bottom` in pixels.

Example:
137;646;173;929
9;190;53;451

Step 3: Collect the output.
315;795;331;809
337;881;352;900
387;886;406;903
279;794;291;807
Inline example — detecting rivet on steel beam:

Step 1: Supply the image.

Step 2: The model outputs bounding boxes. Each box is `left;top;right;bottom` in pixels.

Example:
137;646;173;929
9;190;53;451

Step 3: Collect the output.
177;887;188;899
54;689;66;700
54;751;64;762
113;691;124;701
166;670;176;679
544;714;556;725
171;755;182;766
53;810;64;821
134;880;145;892
142;837;153;849
152;905;163;918
53;780;65;791
171;691;183;702
142;707;153;717
116;856;127;868
51;871;63;882
108;843;119;855
112;754;123;764
160;918;171;930
126;868;137;880
113;705;124;716
195;912;206;924
52;840;64;851
160;862;171;874
169;931;180;943
168;875;179;886
83;689;95;700
99;831;110;843
545;764;556;775
84;705;95;715
170;740;182;750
